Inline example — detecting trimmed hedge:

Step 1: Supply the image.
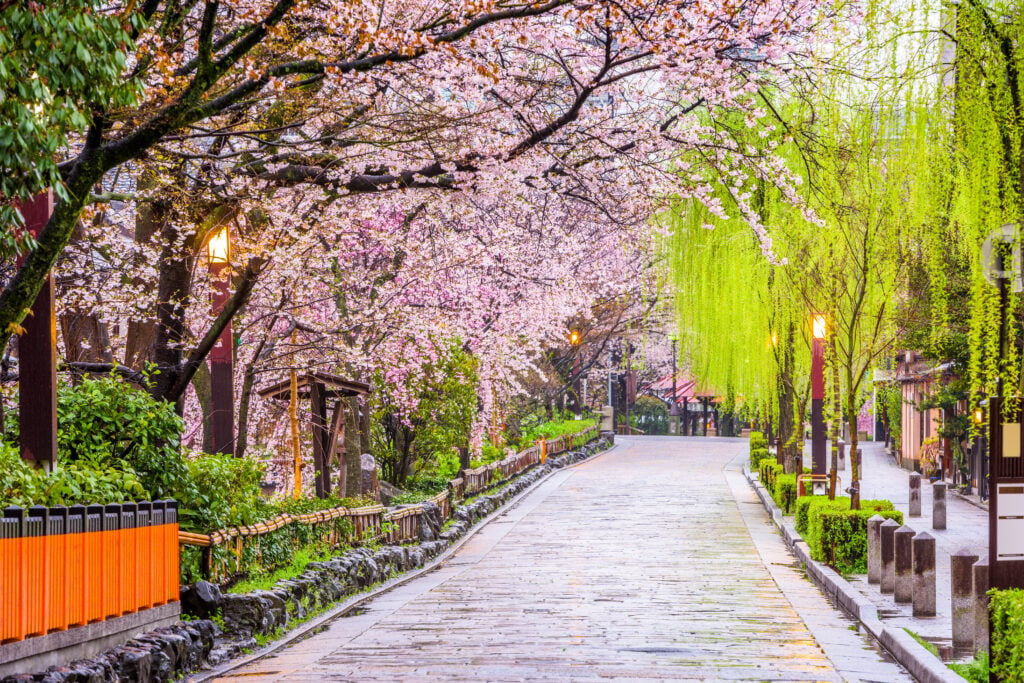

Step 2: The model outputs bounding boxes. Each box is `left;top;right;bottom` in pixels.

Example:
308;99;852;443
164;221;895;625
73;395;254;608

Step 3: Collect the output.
773;474;798;514
759;460;784;496
750;447;772;470
796;496;902;574
991;588;1024;682
794;495;897;534
748;431;771;470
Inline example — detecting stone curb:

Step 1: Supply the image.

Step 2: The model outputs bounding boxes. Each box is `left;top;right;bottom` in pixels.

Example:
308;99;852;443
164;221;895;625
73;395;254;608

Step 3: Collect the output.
190;438;621;682
743;467;966;683
951;490;988;512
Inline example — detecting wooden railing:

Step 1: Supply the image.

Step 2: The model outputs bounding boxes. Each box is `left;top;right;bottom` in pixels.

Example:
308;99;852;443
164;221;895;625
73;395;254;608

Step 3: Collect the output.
179;425;602;581
1;502;179;644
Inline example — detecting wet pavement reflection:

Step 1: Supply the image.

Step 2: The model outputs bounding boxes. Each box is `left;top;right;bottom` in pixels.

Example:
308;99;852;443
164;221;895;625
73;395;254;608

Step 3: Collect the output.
214;437;912;682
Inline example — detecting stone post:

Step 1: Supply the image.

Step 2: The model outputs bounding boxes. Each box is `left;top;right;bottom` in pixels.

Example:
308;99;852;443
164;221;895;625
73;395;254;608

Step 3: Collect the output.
932;481;947;530
867;514;884;585
951;548;979;648
912;531;936;617
838;439;846;471
880;518;899;594
973;557;989;656
894;525;915;603
909;472;922;517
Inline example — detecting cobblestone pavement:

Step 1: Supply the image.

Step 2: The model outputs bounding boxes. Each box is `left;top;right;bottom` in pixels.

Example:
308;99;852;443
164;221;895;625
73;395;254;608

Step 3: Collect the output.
837;441;989;659
214;437;910;682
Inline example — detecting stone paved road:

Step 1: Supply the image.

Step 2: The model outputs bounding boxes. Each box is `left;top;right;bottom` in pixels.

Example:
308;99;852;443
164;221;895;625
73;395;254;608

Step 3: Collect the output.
213;437;910;682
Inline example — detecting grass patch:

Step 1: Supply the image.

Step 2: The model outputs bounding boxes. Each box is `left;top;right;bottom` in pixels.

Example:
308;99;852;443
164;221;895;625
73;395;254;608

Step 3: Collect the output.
949;652;988;683
228;547;338;594
904;628;939;657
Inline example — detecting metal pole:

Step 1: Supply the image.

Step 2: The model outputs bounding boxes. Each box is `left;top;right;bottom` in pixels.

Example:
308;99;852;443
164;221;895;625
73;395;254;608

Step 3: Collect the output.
811;335;827;477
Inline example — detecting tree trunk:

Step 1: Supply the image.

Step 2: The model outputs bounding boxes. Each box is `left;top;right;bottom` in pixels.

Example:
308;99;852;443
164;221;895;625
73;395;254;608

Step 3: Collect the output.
848;409;861;510
148;219;197;410
192;362;213;453
828;343;841;500
778;322;798;472
123;192;168;370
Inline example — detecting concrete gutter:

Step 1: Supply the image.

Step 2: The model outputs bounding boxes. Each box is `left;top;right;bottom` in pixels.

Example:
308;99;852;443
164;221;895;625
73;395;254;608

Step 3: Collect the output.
744;468;966;683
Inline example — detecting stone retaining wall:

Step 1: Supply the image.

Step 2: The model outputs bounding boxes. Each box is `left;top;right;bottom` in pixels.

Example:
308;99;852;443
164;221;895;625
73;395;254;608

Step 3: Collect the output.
1;438;611;683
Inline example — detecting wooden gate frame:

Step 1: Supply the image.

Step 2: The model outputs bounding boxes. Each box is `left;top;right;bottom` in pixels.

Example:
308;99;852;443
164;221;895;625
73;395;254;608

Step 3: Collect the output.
258;372;369;498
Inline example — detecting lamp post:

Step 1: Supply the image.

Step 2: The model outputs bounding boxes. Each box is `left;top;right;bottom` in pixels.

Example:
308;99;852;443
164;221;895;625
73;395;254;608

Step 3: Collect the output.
207;225;234;456
811;314;827;487
980;225;1024;623
569;329;582;420
669;336;680;435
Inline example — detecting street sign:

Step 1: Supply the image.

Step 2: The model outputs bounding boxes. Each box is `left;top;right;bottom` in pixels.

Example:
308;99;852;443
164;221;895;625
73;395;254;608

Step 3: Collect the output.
995;484;1024;561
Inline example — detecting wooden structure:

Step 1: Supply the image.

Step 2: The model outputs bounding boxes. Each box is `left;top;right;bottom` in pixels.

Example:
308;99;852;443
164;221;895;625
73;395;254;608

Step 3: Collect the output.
1;501;179;643
257;372;370;498
16;192;57;466
178;425;601;581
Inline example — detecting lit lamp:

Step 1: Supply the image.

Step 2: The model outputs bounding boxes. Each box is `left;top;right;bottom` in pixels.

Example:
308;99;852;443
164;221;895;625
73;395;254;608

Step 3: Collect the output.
810;313;827;492
974;407;985;426
208;225;230;263
208;224;234;456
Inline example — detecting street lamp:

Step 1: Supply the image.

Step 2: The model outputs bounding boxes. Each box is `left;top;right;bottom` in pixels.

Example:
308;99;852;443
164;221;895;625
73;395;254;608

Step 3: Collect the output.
810;313;827;492
208;226;230;263
669;335;680;435
569;329;582;420
208;224;234;455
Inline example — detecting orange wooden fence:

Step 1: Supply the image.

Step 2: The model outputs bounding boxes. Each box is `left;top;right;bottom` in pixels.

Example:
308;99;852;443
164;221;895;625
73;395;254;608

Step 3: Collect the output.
1;501;179;644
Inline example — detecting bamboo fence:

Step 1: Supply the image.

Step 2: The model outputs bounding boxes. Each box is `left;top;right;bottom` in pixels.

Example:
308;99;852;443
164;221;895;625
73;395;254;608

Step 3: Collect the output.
180;425;600;581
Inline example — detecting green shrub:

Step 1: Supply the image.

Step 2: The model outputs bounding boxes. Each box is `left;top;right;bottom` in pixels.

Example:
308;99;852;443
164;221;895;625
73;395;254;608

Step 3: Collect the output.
632;395;669;434
749;431;768;450
0;442;149;507
56;376;186;499
772;474;798;514
750;447;772;470
799;496;902;574
176;453;268;533
176;455;371;584
794;495;896;534
991;589;1024;682
523;417;597;443
949;652;988;683
758;460;783;495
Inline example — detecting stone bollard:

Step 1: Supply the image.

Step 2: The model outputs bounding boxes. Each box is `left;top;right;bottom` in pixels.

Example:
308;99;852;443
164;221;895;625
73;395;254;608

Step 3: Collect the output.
880;519;899;594
909;472;922;517
933;481;947;530
912;531;936;617
973;557;990;656
867;515;885;584
894;525;915;603
838;440;846;471
951;548;980;648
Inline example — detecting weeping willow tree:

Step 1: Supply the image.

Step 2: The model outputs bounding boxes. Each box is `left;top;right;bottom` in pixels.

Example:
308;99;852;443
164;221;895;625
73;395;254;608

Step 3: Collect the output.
665;188;808;470
915;0;1024;412
666;41;933;508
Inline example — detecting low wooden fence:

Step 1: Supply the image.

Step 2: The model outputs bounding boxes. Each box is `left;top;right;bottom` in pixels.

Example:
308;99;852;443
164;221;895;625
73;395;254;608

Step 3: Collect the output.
179;426;601;582
1;501;179;644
